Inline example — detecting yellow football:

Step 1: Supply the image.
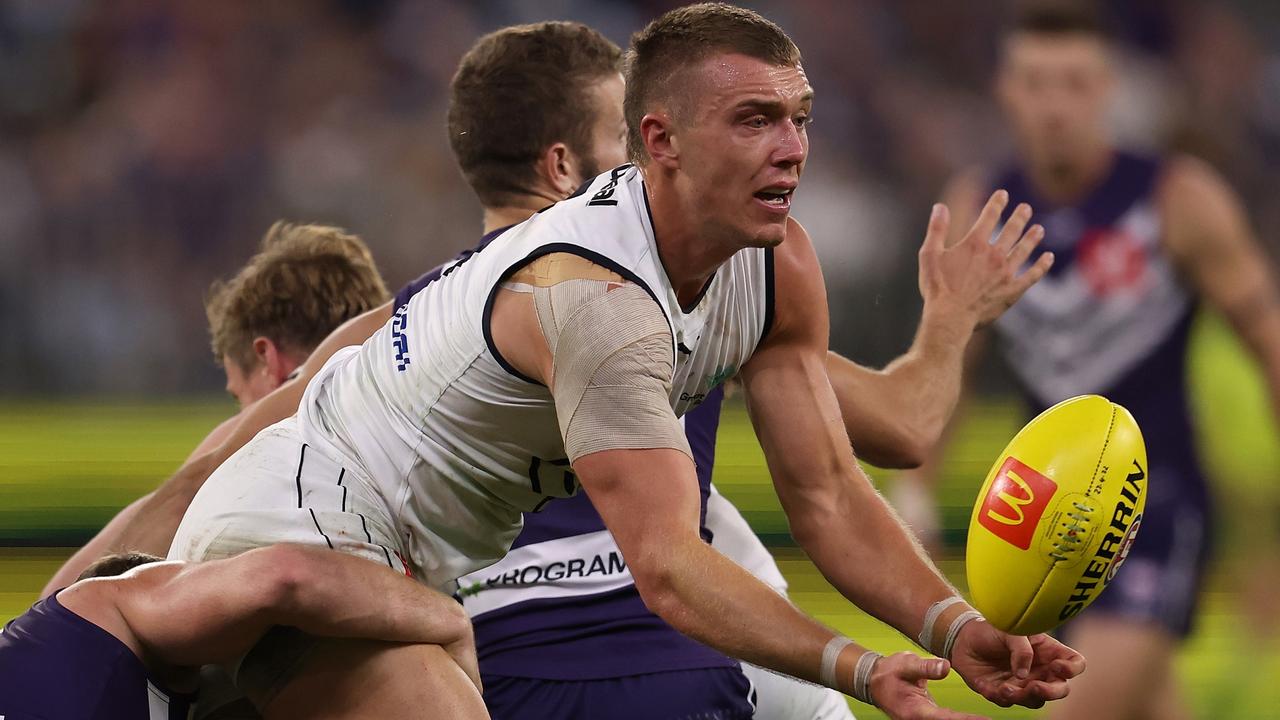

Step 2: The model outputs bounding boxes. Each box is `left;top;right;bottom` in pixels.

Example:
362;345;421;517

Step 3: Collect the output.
965;395;1147;635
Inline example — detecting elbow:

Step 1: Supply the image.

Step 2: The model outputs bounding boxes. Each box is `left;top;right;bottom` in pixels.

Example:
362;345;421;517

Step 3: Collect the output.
250;545;312;617
440;594;474;643
629;556;690;633
887;428;932;470
857;423;932;470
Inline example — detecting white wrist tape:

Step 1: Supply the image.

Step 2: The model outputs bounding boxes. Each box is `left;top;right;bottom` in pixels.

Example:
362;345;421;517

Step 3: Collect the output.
942;610;984;660
820;636;854;689
852;651;882;707
917;596;965;655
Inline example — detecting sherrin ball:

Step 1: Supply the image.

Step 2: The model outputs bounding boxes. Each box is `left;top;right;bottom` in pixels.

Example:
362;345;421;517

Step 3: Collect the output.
965;395;1148;635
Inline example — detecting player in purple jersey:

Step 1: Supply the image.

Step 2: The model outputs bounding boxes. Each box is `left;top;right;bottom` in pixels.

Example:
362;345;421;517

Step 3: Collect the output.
905;6;1280;720
1;544;477;720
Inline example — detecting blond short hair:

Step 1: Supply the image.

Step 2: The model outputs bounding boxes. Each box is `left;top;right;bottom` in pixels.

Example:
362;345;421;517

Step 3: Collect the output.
206;222;389;372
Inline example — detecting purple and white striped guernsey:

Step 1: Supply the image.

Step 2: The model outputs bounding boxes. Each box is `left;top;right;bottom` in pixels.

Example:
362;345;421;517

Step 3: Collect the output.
991;151;1212;637
0;593;194;719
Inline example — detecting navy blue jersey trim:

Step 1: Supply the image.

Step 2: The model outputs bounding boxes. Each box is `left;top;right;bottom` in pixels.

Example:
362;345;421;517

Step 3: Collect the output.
393;226;513;312
481;243;673;386
760;247;776;343
336;468;347;513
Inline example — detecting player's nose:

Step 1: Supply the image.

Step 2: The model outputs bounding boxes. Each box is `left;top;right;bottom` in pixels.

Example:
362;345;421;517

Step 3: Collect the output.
772;123;806;167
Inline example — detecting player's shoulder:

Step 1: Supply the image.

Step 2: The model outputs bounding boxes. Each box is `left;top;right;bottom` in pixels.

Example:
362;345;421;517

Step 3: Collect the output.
1157;153;1234;202
773;217;820;278
1156;153;1244;237
754;217;827;348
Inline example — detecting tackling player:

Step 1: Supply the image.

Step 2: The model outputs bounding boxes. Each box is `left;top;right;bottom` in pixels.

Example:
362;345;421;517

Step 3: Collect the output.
904;6;1280;720
1;544;478;719
168;6;1082;719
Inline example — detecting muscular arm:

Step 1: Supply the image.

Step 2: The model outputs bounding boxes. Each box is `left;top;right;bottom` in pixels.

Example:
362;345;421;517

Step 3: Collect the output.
106;545;470;667
744;220;959;639
745;219;1078;710
42;301;395;594
1161;156;1280;422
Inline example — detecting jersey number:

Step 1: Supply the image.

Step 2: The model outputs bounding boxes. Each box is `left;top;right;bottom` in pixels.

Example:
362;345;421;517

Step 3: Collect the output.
528;456;577;511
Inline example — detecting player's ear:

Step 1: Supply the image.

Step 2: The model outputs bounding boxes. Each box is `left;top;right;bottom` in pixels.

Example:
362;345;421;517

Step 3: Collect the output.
252;336;291;385
538;142;580;199
640;112;680;170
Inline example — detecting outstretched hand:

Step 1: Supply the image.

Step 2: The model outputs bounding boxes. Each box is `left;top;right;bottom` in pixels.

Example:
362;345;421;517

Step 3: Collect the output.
918;189;1054;330
949;620;1086;709
868;652;990;720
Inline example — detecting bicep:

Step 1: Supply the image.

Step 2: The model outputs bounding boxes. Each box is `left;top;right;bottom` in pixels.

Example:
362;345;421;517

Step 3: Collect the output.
743;340;858;514
573;448;703;574
741;222;863;514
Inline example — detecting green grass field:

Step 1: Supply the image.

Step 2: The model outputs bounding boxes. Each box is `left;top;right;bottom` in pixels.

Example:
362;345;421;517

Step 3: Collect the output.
1;312;1278;717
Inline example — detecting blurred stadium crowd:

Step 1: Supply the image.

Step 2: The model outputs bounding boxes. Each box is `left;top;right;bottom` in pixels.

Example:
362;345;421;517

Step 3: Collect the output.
1;0;1279;395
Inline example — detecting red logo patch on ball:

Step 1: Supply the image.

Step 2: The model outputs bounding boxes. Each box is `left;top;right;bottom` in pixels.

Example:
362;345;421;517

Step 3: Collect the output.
978;457;1059;550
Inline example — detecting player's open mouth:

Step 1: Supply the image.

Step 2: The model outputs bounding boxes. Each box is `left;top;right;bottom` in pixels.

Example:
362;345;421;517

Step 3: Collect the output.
753;187;794;213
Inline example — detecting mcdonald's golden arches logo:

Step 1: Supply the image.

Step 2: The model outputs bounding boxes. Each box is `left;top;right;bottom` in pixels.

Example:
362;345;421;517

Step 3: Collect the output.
977;457;1059;550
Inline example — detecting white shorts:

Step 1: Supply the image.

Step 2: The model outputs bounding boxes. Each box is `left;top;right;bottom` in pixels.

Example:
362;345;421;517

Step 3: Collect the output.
742;662;857;720
169;417;413;578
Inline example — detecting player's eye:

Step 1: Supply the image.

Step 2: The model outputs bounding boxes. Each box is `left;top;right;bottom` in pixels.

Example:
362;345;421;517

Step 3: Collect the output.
794;114;812;129
744;116;768;129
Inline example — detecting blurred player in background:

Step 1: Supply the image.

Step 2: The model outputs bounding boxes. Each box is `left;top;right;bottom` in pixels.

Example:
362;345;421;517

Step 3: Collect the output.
901;5;1280;720
41;222;389;597
2;544;477;720
42;14;1063;720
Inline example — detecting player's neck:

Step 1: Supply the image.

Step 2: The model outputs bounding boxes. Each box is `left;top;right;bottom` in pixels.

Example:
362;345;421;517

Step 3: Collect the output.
483;185;566;233
644;181;734;309
483;204;540;233
1027;144;1114;205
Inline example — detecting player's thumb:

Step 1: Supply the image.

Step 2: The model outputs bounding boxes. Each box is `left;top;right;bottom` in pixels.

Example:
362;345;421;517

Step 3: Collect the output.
1007;634;1033;679
903;655;951;682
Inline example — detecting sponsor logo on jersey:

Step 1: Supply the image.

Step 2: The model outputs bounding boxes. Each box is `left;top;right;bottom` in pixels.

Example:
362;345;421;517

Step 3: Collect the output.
978;457;1058;550
1059;459;1146;621
457;550;628;598
1078;227;1148;296
587;165;630;207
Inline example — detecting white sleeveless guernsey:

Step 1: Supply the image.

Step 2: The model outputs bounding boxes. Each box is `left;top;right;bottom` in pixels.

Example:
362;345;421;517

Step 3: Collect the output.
294;165;774;587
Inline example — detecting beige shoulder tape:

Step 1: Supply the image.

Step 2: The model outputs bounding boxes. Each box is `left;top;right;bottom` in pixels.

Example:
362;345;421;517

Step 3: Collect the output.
533;278;691;462
510;253;624;288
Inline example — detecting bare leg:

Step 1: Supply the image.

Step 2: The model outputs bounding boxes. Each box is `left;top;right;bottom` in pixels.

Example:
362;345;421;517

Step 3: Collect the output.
1139;657;1194;720
1046;615;1180;720
257;638;489;720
